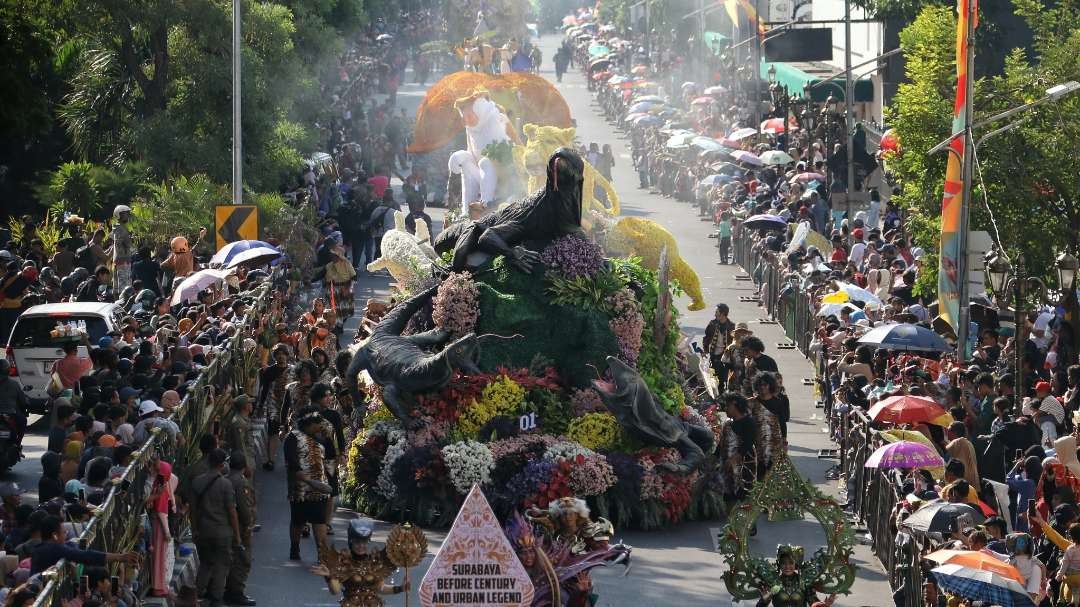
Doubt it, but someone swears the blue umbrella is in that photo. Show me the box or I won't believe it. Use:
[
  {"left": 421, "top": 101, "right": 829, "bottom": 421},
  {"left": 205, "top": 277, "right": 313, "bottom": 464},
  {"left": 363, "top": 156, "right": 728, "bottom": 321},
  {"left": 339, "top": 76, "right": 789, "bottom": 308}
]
[
  {"left": 628, "top": 101, "right": 663, "bottom": 113},
  {"left": 931, "top": 564, "right": 1035, "bottom": 607},
  {"left": 857, "top": 322, "right": 952, "bottom": 353},
  {"left": 210, "top": 240, "right": 278, "bottom": 267},
  {"left": 631, "top": 115, "right": 663, "bottom": 126},
  {"left": 691, "top": 137, "right": 727, "bottom": 152}
]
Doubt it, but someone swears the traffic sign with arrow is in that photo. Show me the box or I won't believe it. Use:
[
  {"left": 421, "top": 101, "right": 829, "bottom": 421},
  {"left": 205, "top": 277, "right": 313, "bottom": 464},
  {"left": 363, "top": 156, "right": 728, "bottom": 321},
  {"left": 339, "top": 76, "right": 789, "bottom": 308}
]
[{"left": 215, "top": 205, "right": 259, "bottom": 250}]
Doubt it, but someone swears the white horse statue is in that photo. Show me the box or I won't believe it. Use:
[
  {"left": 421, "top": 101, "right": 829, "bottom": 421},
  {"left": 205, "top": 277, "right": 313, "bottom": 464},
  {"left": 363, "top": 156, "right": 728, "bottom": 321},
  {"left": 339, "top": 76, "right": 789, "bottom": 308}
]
[{"left": 447, "top": 91, "right": 519, "bottom": 213}]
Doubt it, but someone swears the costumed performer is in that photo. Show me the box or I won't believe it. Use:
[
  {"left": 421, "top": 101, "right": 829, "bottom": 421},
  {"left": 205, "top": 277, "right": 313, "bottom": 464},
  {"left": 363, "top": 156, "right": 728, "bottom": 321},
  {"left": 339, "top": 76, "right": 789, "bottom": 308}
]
[{"left": 310, "top": 518, "right": 408, "bottom": 607}]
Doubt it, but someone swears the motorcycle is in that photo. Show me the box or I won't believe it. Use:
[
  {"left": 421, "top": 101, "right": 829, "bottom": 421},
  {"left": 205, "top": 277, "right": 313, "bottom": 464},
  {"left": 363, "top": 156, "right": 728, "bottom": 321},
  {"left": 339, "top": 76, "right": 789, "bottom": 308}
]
[{"left": 0, "top": 413, "right": 25, "bottom": 473}]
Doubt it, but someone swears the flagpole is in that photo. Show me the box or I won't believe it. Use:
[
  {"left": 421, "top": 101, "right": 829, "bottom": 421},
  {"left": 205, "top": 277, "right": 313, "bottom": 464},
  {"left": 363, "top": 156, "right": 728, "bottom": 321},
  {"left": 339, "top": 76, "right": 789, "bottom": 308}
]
[{"left": 955, "top": 0, "right": 977, "bottom": 362}]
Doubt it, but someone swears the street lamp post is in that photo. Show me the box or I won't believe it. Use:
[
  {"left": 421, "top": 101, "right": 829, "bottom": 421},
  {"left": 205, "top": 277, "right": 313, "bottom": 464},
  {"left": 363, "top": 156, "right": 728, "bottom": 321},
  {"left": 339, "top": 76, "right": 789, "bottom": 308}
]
[
  {"left": 232, "top": 0, "right": 242, "bottom": 205},
  {"left": 928, "top": 79, "right": 1080, "bottom": 361},
  {"left": 986, "top": 251, "right": 1079, "bottom": 399}
]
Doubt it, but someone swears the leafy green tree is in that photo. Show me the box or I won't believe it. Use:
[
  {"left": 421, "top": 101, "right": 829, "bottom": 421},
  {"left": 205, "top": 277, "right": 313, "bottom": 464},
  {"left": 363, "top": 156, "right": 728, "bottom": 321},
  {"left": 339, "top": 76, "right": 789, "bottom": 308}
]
[
  {"left": 39, "top": 161, "right": 99, "bottom": 220},
  {"left": 881, "top": 5, "right": 955, "bottom": 295}
]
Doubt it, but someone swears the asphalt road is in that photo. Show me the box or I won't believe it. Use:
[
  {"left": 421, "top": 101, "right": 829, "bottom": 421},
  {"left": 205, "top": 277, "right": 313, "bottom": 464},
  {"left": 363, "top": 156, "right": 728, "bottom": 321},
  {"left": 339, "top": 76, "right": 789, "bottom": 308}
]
[{"left": 245, "top": 36, "right": 892, "bottom": 607}]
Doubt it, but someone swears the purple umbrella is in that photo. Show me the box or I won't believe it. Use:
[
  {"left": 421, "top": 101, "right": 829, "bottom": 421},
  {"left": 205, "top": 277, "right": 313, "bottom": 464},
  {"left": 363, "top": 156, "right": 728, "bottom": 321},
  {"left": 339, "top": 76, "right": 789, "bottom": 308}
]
[
  {"left": 741, "top": 214, "right": 788, "bottom": 231},
  {"left": 731, "top": 150, "right": 764, "bottom": 167},
  {"left": 864, "top": 441, "right": 944, "bottom": 470}
]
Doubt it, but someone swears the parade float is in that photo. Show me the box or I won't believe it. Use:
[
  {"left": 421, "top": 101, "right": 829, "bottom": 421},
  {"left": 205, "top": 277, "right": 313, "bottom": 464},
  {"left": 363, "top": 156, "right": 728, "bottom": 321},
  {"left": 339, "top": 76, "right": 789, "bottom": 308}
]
[{"left": 342, "top": 148, "right": 723, "bottom": 530}]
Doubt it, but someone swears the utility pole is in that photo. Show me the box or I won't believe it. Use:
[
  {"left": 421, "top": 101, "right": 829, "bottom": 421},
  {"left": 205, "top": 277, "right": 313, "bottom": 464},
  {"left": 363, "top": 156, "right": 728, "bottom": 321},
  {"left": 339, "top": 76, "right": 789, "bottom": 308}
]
[
  {"left": 232, "top": 0, "right": 243, "bottom": 205},
  {"left": 753, "top": 0, "right": 762, "bottom": 135},
  {"left": 955, "top": 0, "right": 977, "bottom": 361},
  {"left": 645, "top": 0, "right": 651, "bottom": 64},
  {"left": 698, "top": 0, "right": 706, "bottom": 84},
  {"left": 843, "top": 0, "right": 854, "bottom": 220}
]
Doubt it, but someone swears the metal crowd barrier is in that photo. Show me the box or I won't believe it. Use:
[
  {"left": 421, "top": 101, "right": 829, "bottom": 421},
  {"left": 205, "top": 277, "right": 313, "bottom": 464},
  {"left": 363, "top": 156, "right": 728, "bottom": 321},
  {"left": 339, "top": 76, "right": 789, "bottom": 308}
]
[
  {"left": 32, "top": 282, "right": 272, "bottom": 607},
  {"left": 730, "top": 229, "right": 927, "bottom": 603}
]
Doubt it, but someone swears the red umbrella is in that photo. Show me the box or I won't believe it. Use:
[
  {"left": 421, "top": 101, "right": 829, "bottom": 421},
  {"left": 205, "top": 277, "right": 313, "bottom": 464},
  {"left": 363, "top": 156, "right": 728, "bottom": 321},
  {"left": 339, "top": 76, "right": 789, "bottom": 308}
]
[
  {"left": 761, "top": 117, "right": 787, "bottom": 133},
  {"left": 592, "top": 70, "right": 612, "bottom": 81},
  {"left": 631, "top": 65, "right": 648, "bottom": 75},
  {"left": 868, "top": 395, "right": 954, "bottom": 426}
]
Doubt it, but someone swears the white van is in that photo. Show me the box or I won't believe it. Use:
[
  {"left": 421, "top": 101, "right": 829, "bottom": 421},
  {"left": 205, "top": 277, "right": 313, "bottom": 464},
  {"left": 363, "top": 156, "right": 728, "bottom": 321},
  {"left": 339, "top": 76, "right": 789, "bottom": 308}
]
[{"left": 4, "top": 302, "right": 123, "bottom": 412}]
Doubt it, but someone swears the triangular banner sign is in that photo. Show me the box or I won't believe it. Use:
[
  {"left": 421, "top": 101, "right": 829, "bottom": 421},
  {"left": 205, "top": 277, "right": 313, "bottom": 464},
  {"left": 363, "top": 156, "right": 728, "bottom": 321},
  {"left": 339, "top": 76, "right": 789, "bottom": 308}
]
[{"left": 420, "top": 485, "right": 535, "bottom": 607}]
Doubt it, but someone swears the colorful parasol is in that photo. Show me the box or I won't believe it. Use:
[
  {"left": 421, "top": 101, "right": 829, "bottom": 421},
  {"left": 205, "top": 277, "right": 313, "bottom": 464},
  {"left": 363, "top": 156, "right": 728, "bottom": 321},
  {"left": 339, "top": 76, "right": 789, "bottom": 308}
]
[
  {"left": 868, "top": 395, "right": 954, "bottom": 426},
  {"left": 924, "top": 550, "right": 1025, "bottom": 583},
  {"left": 864, "top": 441, "right": 944, "bottom": 470},
  {"left": 931, "top": 564, "right": 1035, "bottom": 607},
  {"left": 877, "top": 429, "right": 944, "bottom": 478}
]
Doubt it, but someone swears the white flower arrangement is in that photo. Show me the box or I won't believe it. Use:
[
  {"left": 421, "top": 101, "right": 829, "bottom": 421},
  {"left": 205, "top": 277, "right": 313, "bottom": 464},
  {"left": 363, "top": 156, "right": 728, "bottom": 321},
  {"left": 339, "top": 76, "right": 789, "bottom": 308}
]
[
  {"left": 441, "top": 440, "right": 495, "bottom": 495},
  {"left": 543, "top": 441, "right": 596, "bottom": 462},
  {"left": 375, "top": 434, "right": 407, "bottom": 499}
]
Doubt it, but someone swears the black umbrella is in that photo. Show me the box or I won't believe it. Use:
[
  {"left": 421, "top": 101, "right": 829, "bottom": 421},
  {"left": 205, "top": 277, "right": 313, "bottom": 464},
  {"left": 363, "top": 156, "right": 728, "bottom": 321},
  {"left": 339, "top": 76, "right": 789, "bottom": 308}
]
[
  {"left": 742, "top": 214, "right": 788, "bottom": 232},
  {"left": 902, "top": 500, "right": 984, "bottom": 534}
]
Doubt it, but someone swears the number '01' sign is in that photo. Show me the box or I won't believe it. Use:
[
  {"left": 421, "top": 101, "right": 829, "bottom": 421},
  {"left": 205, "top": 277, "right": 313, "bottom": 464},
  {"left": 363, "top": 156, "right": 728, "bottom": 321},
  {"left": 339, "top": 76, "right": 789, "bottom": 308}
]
[{"left": 518, "top": 412, "right": 538, "bottom": 432}]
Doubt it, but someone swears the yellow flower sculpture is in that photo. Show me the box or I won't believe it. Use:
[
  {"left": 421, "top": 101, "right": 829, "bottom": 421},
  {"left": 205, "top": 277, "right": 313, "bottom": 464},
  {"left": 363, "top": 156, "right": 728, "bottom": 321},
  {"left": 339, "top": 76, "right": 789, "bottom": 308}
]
[
  {"left": 457, "top": 375, "right": 527, "bottom": 437},
  {"left": 602, "top": 216, "right": 706, "bottom": 311},
  {"left": 567, "top": 412, "right": 623, "bottom": 451},
  {"left": 512, "top": 123, "right": 619, "bottom": 227}
]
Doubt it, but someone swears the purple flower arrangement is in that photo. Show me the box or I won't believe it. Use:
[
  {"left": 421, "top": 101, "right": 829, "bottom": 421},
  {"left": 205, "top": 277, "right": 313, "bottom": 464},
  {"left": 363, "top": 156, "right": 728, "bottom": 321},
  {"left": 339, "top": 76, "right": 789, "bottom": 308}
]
[
  {"left": 570, "top": 388, "right": 606, "bottom": 416},
  {"left": 540, "top": 234, "right": 604, "bottom": 279}
]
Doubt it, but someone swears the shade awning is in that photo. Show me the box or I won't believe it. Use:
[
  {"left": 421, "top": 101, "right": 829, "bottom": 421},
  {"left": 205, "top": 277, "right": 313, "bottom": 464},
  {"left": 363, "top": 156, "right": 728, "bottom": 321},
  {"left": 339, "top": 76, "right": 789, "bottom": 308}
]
[{"left": 761, "top": 61, "right": 874, "bottom": 103}]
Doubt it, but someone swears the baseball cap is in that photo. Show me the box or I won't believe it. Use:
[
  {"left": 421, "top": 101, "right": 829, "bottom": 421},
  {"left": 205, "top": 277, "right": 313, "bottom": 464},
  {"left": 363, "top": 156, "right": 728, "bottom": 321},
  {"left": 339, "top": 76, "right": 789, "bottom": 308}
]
[
  {"left": 118, "top": 386, "right": 141, "bottom": 403},
  {"left": 1035, "top": 381, "right": 1052, "bottom": 393},
  {"left": 139, "top": 400, "right": 164, "bottom": 416},
  {"left": 0, "top": 482, "right": 25, "bottom": 498},
  {"left": 98, "top": 336, "right": 113, "bottom": 349}
]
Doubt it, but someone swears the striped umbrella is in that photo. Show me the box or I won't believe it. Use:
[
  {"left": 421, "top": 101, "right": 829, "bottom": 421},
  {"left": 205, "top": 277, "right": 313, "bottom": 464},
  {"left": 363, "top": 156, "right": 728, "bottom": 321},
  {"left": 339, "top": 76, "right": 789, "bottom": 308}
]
[{"left": 931, "top": 564, "right": 1036, "bottom": 607}]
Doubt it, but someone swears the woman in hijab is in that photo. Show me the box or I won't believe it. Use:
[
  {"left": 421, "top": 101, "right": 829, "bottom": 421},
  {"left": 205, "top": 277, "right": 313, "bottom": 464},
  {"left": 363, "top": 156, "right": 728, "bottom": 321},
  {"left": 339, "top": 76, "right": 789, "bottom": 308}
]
[{"left": 149, "top": 459, "right": 177, "bottom": 597}]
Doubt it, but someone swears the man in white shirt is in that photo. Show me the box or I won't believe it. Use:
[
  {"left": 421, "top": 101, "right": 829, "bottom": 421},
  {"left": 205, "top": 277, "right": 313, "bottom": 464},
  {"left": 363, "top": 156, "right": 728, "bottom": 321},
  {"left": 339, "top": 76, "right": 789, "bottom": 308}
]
[{"left": 1030, "top": 311, "right": 1054, "bottom": 352}]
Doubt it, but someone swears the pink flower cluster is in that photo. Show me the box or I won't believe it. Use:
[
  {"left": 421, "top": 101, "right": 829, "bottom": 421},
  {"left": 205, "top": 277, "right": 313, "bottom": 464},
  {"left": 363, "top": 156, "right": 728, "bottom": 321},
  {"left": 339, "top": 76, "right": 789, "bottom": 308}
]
[
  {"left": 570, "top": 388, "right": 606, "bottom": 416},
  {"left": 638, "top": 458, "right": 665, "bottom": 500},
  {"left": 608, "top": 288, "right": 644, "bottom": 363},
  {"left": 488, "top": 434, "right": 561, "bottom": 460},
  {"left": 540, "top": 234, "right": 604, "bottom": 279},
  {"left": 568, "top": 454, "right": 617, "bottom": 496},
  {"left": 433, "top": 271, "right": 480, "bottom": 337}
]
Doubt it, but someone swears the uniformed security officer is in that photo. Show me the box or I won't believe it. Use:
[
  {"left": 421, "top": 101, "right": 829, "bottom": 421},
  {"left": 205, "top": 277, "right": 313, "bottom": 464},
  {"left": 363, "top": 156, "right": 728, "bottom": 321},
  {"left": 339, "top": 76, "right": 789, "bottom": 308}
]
[
  {"left": 225, "top": 395, "right": 256, "bottom": 476},
  {"left": 224, "top": 451, "right": 256, "bottom": 606}
]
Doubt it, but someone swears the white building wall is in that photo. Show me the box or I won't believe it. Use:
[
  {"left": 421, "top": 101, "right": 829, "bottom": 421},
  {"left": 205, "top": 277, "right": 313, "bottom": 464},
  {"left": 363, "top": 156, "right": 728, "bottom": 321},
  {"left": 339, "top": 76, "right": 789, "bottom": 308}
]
[{"left": 805, "top": 0, "right": 885, "bottom": 123}]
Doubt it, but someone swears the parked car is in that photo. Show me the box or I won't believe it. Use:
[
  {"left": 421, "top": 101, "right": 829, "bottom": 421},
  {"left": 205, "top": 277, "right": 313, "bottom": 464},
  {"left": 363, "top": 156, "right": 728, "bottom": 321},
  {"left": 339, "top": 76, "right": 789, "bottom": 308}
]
[{"left": 4, "top": 302, "right": 123, "bottom": 413}]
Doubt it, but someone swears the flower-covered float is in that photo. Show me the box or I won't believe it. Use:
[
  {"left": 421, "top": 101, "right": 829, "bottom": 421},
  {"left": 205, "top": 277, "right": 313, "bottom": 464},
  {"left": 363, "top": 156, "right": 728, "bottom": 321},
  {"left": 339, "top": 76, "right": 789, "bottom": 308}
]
[{"left": 342, "top": 149, "right": 724, "bottom": 529}]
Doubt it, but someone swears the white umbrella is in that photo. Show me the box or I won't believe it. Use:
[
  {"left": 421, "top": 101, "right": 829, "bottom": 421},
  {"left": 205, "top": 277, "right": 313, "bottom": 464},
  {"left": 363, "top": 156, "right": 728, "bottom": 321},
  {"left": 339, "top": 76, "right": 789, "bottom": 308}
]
[
  {"left": 170, "top": 269, "right": 229, "bottom": 305},
  {"left": 758, "top": 150, "right": 795, "bottom": 165},
  {"left": 729, "top": 127, "right": 758, "bottom": 140},
  {"left": 833, "top": 281, "right": 883, "bottom": 306},
  {"left": 224, "top": 246, "right": 282, "bottom": 269},
  {"left": 817, "top": 302, "right": 860, "bottom": 317}
]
